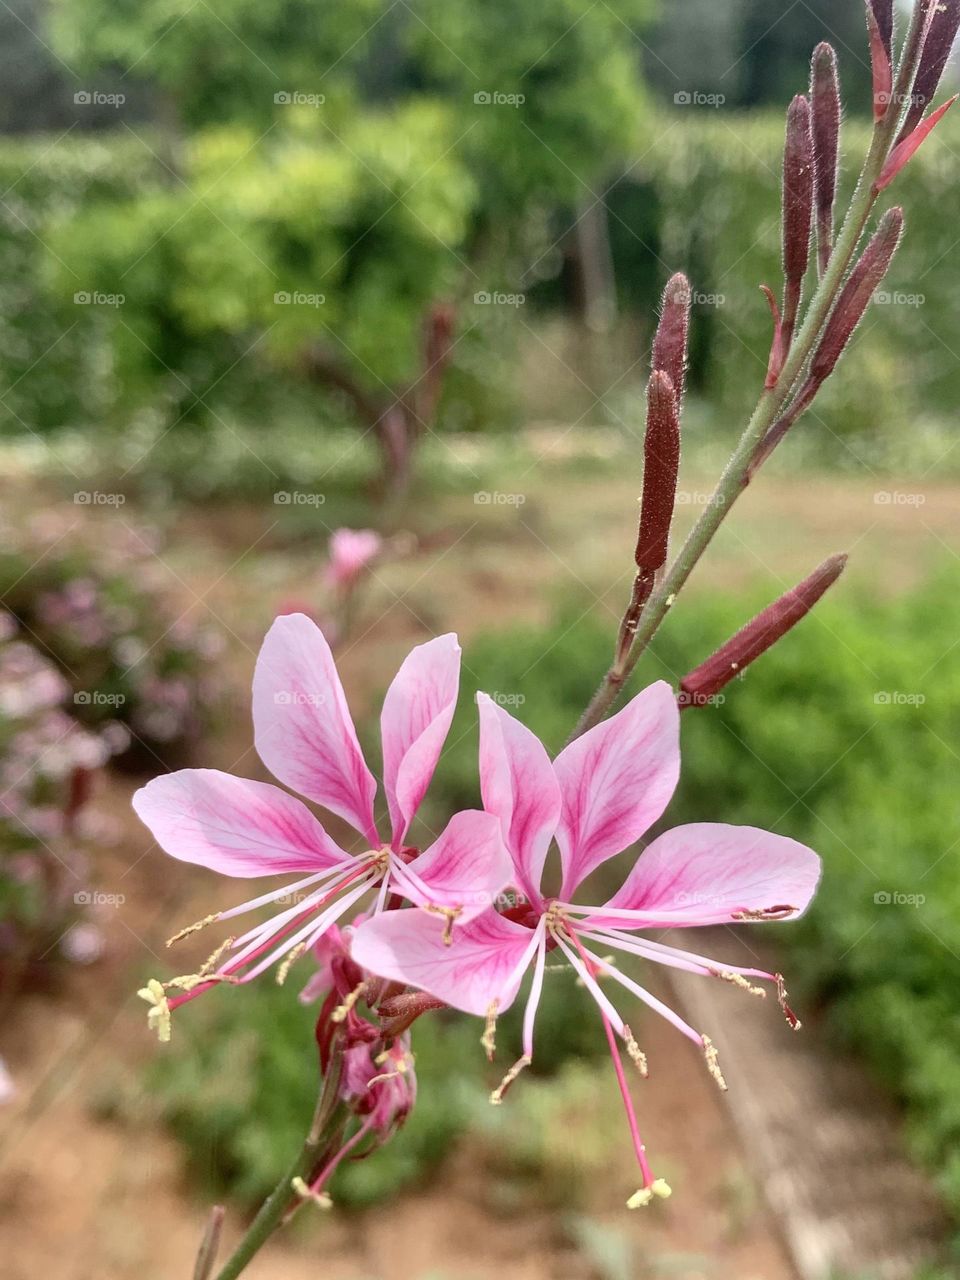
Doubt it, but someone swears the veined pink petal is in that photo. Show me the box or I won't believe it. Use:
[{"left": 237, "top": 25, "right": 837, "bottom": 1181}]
[
  {"left": 132, "top": 769, "right": 351, "bottom": 877},
  {"left": 554, "top": 681, "right": 680, "bottom": 899},
  {"left": 477, "top": 693, "right": 561, "bottom": 905},
  {"left": 252, "top": 613, "right": 378, "bottom": 843},
  {"left": 582, "top": 823, "right": 821, "bottom": 929},
  {"left": 381, "top": 634, "right": 461, "bottom": 846},
  {"left": 351, "top": 908, "right": 540, "bottom": 1016},
  {"left": 393, "top": 809, "right": 511, "bottom": 923}
]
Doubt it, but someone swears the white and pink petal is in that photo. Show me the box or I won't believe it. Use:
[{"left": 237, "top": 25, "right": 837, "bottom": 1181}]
[
  {"left": 252, "top": 613, "right": 378, "bottom": 842},
  {"left": 351, "top": 908, "right": 540, "bottom": 1017},
  {"left": 393, "top": 808, "right": 511, "bottom": 924},
  {"left": 132, "top": 769, "right": 351, "bottom": 877},
  {"left": 582, "top": 823, "right": 821, "bottom": 929},
  {"left": 477, "top": 693, "right": 561, "bottom": 906},
  {"left": 554, "top": 680, "right": 680, "bottom": 899},
  {"left": 381, "top": 634, "right": 461, "bottom": 846}
]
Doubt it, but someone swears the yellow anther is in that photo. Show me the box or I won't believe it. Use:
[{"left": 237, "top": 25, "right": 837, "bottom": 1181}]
[
  {"left": 481, "top": 1001, "right": 498, "bottom": 1061},
  {"left": 166, "top": 937, "right": 239, "bottom": 993},
  {"left": 490, "top": 1054, "right": 531, "bottom": 1105},
  {"left": 137, "top": 978, "right": 171, "bottom": 1043},
  {"left": 423, "top": 904, "right": 463, "bottom": 945},
  {"left": 623, "top": 1025, "right": 648, "bottom": 1077},
  {"left": 276, "top": 942, "right": 308, "bottom": 986},
  {"left": 702, "top": 1035, "right": 728, "bottom": 1091},
  {"left": 711, "top": 969, "right": 766, "bottom": 998},
  {"left": 165, "top": 914, "right": 220, "bottom": 947},
  {"left": 331, "top": 980, "right": 366, "bottom": 1023},
  {"left": 290, "top": 1177, "right": 332, "bottom": 1210},
  {"left": 627, "top": 1179, "right": 672, "bottom": 1209},
  {"left": 776, "top": 973, "right": 802, "bottom": 1030}
]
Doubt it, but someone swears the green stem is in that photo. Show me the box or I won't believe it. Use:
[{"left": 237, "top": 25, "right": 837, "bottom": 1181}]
[
  {"left": 211, "top": 1048, "right": 344, "bottom": 1280},
  {"left": 572, "top": 64, "right": 915, "bottom": 740}
]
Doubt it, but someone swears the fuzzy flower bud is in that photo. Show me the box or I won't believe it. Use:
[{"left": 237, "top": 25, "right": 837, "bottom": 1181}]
[
  {"left": 810, "top": 43, "right": 841, "bottom": 273},
  {"left": 781, "top": 95, "right": 815, "bottom": 349},
  {"left": 866, "top": 1, "right": 894, "bottom": 120},
  {"left": 679, "top": 554, "right": 847, "bottom": 707},
  {"left": 898, "top": 0, "right": 960, "bottom": 142},
  {"left": 809, "top": 207, "right": 903, "bottom": 386},
  {"left": 651, "top": 273, "right": 691, "bottom": 407},
  {"left": 635, "top": 370, "right": 681, "bottom": 576}
]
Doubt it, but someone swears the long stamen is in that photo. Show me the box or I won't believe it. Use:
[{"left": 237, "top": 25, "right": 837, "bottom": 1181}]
[
  {"left": 564, "top": 927, "right": 664, "bottom": 1204},
  {"left": 490, "top": 920, "right": 548, "bottom": 1102}
]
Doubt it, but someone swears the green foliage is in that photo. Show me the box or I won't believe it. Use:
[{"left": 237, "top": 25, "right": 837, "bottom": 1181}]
[{"left": 425, "top": 569, "right": 960, "bottom": 1220}]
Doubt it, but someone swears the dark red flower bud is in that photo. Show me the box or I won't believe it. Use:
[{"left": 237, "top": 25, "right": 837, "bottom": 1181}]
[
  {"left": 868, "top": 0, "right": 894, "bottom": 57},
  {"left": 679, "top": 554, "right": 848, "bottom": 708},
  {"left": 652, "top": 273, "right": 691, "bottom": 406},
  {"left": 877, "top": 94, "right": 958, "bottom": 190},
  {"left": 866, "top": 1, "right": 894, "bottom": 120},
  {"left": 635, "top": 370, "right": 681, "bottom": 575},
  {"left": 781, "top": 95, "right": 815, "bottom": 350},
  {"left": 810, "top": 43, "right": 841, "bottom": 273},
  {"left": 809, "top": 207, "right": 903, "bottom": 386},
  {"left": 898, "top": 0, "right": 960, "bottom": 142}
]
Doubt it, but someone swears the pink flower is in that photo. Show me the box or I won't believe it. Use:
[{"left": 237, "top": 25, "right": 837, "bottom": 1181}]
[
  {"left": 132, "top": 614, "right": 510, "bottom": 1036},
  {"left": 352, "top": 681, "right": 820, "bottom": 1206},
  {"left": 324, "top": 528, "right": 383, "bottom": 592}
]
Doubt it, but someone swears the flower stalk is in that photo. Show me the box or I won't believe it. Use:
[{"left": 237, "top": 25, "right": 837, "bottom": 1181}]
[{"left": 573, "top": 0, "right": 940, "bottom": 741}]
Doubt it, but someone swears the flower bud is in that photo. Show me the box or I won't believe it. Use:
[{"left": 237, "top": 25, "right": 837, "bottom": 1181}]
[
  {"left": 810, "top": 43, "right": 841, "bottom": 273},
  {"left": 781, "top": 95, "right": 814, "bottom": 348},
  {"left": 679, "top": 554, "right": 847, "bottom": 707},
  {"left": 877, "top": 94, "right": 958, "bottom": 191},
  {"left": 635, "top": 370, "right": 680, "bottom": 575},
  {"left": 809, "top": 207, "right": 903, "bottom": 386},
  {"left": 866, "top": 2, "right": 894, "bottom": 120},
  {"left": 652, "top": 273, "right": 690, "bottom": 406},
  {"left": 898, "top": 0, "right": 960, "bottom": 142}
]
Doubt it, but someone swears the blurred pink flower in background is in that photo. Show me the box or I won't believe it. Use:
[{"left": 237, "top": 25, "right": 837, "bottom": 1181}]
[{"left": 324, "top": 528, "right": 383, "bottom": 592}]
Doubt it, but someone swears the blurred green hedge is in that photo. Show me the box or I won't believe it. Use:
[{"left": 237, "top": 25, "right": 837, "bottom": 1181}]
[
  {"left": 4, "top": 109, "right": 959, "bottom": 472},
  {"left": 419, "top": 566, "right": 960, "bottom": 1217}
]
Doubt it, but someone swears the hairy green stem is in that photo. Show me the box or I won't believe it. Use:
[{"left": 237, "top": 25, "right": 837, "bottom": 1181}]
[{"left": 211, "top": 1048, "right": 344, "bottom": 1280}]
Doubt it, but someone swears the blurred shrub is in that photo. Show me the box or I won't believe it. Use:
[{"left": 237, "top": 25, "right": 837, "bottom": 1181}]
[
  {"left": 423, "top": 569, "right": 960, "bottom": 1218},
  {"left": 0, "top": 511, "right": 222, "bottom": 768},
  {"left": 0, "top": 611, "right": 124, "bottom": 993}
]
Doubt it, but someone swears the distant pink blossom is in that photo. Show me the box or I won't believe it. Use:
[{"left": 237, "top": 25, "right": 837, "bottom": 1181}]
[
  {"left": 133, "top": 614, "right": 510, "bottom": 1036},
  {"left": 353, "top": 681, "right": 820, "bottom": 1206},
  {"left": 324, "top": 528, "right": 382, "bottom": 591}
]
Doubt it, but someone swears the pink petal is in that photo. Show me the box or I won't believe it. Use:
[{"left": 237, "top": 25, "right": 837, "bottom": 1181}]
[
  {"left": 583, "top": 823, "right": 821, "bottom": 929},
  {"left": 553, "top": 681, "right": 680, "bottom": 899},
  {"left": 394, "top": 809, "right": 511, "bottom": 923},
  {"left": 351, "top": 908, "right": 540, "bottom": 1016},
  {"left": 381, "top": 634, "right": 461, "bottom": 846},
  {"left": 252, "top": 613, "right": 378, "bottom": 843},
  {"left": 132, "top": 769, "right": 351, "bottom": 877},
  {"left": 477, "top": 693, "right": 561, "bottom": 905}
]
